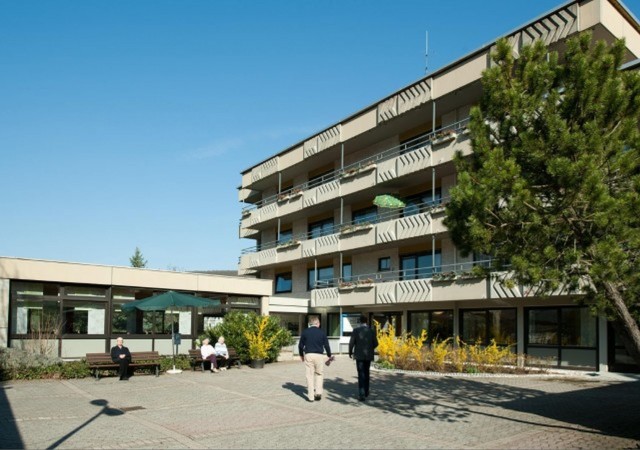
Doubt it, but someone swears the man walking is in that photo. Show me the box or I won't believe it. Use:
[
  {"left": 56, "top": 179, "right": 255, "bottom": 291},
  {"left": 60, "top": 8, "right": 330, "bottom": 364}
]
[
  {"left": 349, "top": 315, "right": 378, "bottom": 401},
  {"left": 298, "top": 315, "right": 332, "bottom": 402}
]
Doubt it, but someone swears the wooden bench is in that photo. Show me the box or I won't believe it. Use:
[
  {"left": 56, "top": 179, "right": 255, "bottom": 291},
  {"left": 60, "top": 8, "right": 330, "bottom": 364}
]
[
  {"left": 86, "top": 351, "right": 161, "bottom": 380},
  {"left": 188, "top": 347, "right": 242, "bottom": 371}
]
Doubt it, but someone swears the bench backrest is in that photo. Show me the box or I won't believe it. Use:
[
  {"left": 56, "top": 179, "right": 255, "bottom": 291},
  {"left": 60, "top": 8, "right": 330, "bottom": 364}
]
[{"left": 86, "top": 351, "right": 160, "bottom": 364}]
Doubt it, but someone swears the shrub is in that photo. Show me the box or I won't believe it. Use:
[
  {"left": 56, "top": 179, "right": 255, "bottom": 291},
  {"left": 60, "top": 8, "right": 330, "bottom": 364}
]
[
  {"left": 201, "top": 311, "right": 293, "bottom": 363},
  {"left": 0, "top": 348, "right": 91, "bottom": 380},
  {"left": 159, "top": 354, "right": 191, "bottom": 372}
]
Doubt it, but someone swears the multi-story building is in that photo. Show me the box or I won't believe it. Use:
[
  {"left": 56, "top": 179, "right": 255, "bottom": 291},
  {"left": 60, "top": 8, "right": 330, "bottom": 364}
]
[{"left": 238, "top": 0, "right": 640, "bottom": 372}]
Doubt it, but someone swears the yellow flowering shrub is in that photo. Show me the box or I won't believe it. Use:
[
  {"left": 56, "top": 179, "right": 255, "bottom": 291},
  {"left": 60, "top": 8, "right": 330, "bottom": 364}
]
[{"left": 244, "top": 316, "right": 279, "bottom": 360}]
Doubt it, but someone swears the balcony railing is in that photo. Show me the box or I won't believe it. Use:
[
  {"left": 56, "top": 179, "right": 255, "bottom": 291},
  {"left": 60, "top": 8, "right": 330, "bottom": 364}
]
[
  {"left": 240, "top": 117, "right": 470, "bottom": 213},
  {"left": 313, "top": 259, "right": 492, "bottom": 289},
  {"left": 239, "top": 197, "right": 449, "bottom": 255}
]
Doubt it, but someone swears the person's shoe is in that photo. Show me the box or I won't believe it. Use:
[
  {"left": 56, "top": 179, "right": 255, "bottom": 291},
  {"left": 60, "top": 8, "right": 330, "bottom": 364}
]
[
  {"left": 358, "top": 395, "right": 365, "bottom": 401},
  {"left": 314, "top": 395, "right": 321, "bottom": 401},
  {"left": 212, "top": 368, "right": 220, "bottom": 373},
  {"left": 365, "top": 390, "right": 370, "bottom": 398},
  {"left": 221, "top": 367, "right": 227, "bottom": 371}
]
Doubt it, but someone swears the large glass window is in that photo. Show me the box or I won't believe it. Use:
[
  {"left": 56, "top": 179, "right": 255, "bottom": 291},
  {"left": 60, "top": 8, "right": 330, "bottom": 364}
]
[
  {"left": 309, "top": 218, "right": 334, "bottom": 239},
  {"left": 461, "top": 309, "right": 516, "bottom": 346},
  {"left": 342, "top": 263, "right": 352, "bottom": 282},
  {"left": 278, "top": 229, "right": 293, "bottom": 244},
  {"left": 400, "top": 251, "right": 441, "bottom": 280},
  {"left": 408, "top": 310, "right": 453, "bottom": 342},
  {"left": 308, "top": 266, "right": 334, "bottom": 290},
  {"left": 11, "top": 298, "right": 61, "bottom": 335},
  {"left": 275, "top": 273, "right": 292, "bottom": 293},
  {"left": 62, "top": 301, "right": 105, "bottom": 335},
  {"left": 327, "top": 313, "right": 341, "bottom": 337},
  {"left": 352, "top": 206, "right": 378, "bottom": 225},
  {"left": 526, "top": 306, "right": 597, "bottom": 369}
]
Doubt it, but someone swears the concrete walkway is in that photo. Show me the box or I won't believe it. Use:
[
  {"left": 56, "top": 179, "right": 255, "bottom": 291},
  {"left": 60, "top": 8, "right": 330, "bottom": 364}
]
[{"left": 1, "top": 356, "right": 639, "bottom": 449}]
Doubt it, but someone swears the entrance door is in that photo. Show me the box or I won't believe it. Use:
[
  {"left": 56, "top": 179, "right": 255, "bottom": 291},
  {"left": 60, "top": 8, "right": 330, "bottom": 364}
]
[{"left": 370, "top": 312, "right": 402, "bottom": 336}]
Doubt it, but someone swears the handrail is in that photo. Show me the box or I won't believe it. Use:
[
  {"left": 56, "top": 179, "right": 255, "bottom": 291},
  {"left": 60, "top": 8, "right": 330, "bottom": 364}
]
[
  {"left": 240, "top": 197, "right": 449, "bottom": 255},
  {"left": 312, "top": 259, "right": 493, "bottom": 289},
  {"left": 241, "top": 117, "right": 470, "bottom": 213}
]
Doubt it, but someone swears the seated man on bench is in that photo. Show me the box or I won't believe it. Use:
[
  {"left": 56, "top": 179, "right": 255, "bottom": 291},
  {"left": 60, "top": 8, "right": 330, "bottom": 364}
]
[{"left": 110, "top": 337, "right": 131, "bottom": 381}]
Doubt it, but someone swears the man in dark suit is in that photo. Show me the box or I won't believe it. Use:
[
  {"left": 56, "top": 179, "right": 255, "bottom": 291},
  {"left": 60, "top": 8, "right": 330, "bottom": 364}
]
[
  {"left": 110, "top": 337, "right": 131, "bottom": 380},
  {"left": 348, "top": 315, "right": 378, "bottom": 401}
]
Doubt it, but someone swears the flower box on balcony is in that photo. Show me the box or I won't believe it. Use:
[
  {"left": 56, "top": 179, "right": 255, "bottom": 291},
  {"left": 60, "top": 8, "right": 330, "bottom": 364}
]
[
  {"left": 432, "top": 130, "right": 457, "bottom": 146},
  {"left": 338, "top": 282, "right": 356, "bottom": 290},
  {"left": 339, "top": 223, "right": 373, "bottom": 235},
  {"left": 241, "top": 209, "right": 252, "bottom": 217},
  {"left": 431, "top": 272, "right": 457, "bottom": 282},
  {"left": 276, "top": 240, "right": 301, "bottom": 251},
  {"left": 355, "top": 279, "right": 375, "bottom": 289},
  {"left": 340, "top": 163, "right": 377, "bottom": 180}
]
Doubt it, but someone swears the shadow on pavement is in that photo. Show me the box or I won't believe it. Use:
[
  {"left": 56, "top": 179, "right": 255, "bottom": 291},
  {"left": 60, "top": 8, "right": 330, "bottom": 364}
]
[
  {"left": 324, "top": 372, "right": 640, "bottom": 441},
  {"left": 45, "top": 399, "right": 124, "bottom": 450},
  {"left": 0, "top": 383, "right": 23, "bottom": 449}
]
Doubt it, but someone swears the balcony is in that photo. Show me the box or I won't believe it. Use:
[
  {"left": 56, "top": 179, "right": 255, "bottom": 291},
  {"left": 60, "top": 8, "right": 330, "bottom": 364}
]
[
  {"left": 239, "top": 118, "right": 470, "bottom": 229},
  {"left": 309, "top": 260, "right": 492, "bottom": 307},
  {"left": 238, "top": 198, "right": 448, "bottom": 270}
]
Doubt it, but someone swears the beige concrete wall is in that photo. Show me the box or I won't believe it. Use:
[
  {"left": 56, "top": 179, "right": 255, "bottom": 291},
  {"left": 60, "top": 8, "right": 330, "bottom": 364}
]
[
  {"left": 0, "top": 257, "right": 272, "bottom": 298},
  {"left": 342, "top": 109, "right": 377, "bottom": 142},
  {"left": 599, "top": 0, "right": 640, "bottom": 56}
]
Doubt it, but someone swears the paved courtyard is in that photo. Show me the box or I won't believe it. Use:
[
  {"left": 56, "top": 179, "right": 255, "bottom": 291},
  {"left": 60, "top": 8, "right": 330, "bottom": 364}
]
[{"left": 1, "top": 356, "right": 639, "bottom": 449}]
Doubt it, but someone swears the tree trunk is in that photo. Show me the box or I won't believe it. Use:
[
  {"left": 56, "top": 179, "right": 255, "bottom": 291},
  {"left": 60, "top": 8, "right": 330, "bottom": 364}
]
[{"left": 603, "top": 281, "right": 640, "bottom": 369}]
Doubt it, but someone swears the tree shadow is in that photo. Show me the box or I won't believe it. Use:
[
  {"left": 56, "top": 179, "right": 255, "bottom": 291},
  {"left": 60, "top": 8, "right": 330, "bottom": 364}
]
[
  {"left": 324, "top": 372, "right": 640, "bottom": 441},
  {"left": 0, "top": 384, "right": 23, "bottom": 449}
]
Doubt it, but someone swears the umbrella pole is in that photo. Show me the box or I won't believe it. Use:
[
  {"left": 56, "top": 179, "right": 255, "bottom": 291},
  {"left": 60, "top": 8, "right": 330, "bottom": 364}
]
[{"left": 167, "top": 308, "right": 182, "bottom": 374}]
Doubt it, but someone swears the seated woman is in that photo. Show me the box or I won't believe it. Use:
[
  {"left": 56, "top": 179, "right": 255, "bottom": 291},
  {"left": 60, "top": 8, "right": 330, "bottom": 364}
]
[
  {"left": 215, "top": 336, "right": 230, "bottom": 370},
  {"left": 200, "top": 338, "right": 220, "bottom": 373}
]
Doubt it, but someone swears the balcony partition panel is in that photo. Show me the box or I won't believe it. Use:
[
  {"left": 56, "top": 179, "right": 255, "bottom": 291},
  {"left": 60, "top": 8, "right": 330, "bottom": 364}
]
[{"left": 340, "top": 168, "right": 376, "bottom": 197}]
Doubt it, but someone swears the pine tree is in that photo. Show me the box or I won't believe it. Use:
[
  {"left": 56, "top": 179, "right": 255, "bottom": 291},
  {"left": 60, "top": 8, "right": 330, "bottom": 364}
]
[
  {"left": 129, "top": 247, "right": 148, "bottom": 268},
  {"left": 445, "top": 33, "right": 640, "bottom": 367}
]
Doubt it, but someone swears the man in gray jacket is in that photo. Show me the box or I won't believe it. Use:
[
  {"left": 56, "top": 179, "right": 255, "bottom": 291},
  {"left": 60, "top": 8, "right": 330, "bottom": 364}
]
[{"left": 348, "top": 315, "right": 378, "bottom": 401}]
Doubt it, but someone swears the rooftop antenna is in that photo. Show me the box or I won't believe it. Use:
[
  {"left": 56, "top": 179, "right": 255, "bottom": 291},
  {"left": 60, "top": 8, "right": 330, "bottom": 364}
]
[{"left": 425, "top": 30, "right": 429, "bottom": 75}]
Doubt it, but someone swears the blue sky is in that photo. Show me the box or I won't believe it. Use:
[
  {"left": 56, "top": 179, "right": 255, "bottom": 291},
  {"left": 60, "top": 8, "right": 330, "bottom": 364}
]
[{"left": 2, "top": 0, "right": 637, "bottom": 271}]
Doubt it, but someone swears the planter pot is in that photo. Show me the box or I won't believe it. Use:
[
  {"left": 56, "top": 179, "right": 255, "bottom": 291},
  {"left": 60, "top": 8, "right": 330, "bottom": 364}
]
[{"left": 250, "top": 359, "right": 265, "bottom": 369}]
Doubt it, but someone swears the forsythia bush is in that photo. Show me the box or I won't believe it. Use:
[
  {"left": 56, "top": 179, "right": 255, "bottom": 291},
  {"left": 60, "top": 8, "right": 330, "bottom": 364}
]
[{"left": 375, "top": 326, "right": 522, "bottom": 373}]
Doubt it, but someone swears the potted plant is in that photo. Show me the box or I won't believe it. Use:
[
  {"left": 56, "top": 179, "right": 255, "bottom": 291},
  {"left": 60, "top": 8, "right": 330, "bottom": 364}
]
[{"left": 244, "top": 316, "right": 279, "bottom": 369}]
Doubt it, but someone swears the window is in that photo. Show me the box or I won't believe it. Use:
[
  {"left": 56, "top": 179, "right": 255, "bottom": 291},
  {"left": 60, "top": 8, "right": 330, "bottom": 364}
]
[
  {"left": 327, "top": 313, "right": 340, "bottom": 336},
  {"left": 352, "top": 206, "right": 378, "bottom": 225},
  {"left": 11, "top": 297, "right": 61, "bottom": 335},
  {"left": 461, "top": 309, "right": 516, "bottom": 346},
  {"left": 342, "top": 263, "right": 352, "bottom": 282},
  {"left": 400, "top": 251, "right": 441, "bottom": 280},
  {"left": 308, "top": 266, "right": 334, "bottom": 290},
  {"left": 308, "top": 218, "right": 334, "bottom": 239},
  {"left": 275, "top": 272, "right": 292, "bottom": 293},
  {"left": 278, "top": 229, "right": 293, "bottom": 244},
  {"left": 62, "top": 301, "right": 105, "bottom": 335},
  {"left": 408, "top": 310, "right": 454, "bottom": 342},
  {"left": 526, "top": 306, "right": 597, "bottom": 369},
  {"left": 403, "top": 189, "right": 442, "bottom": 217},
  {"left": 378, "top": 257, "right": 391, "bottom": 272}
]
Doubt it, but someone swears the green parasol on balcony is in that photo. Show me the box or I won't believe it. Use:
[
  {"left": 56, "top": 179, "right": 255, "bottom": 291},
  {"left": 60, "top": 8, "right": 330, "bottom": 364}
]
[{"left": 373, "top": 194, "right": 405, "bottom": 209}]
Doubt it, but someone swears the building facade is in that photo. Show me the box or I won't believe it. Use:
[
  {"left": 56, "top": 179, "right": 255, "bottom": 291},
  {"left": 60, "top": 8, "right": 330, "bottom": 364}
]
[
  {"left": 0, "top": 257, "right": 272, "bottom": 358},
  {"left": 237, "top": 0, "right": 640, "bottom": 371}
]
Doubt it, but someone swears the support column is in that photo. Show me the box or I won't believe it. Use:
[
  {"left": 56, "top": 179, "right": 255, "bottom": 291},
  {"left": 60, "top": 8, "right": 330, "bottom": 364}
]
[
  {"left": 517, "top": 304, "right": 525, "bottom": 368},
  {"left": 598, "top": 315, "right": 609, "bottom": 372}
]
